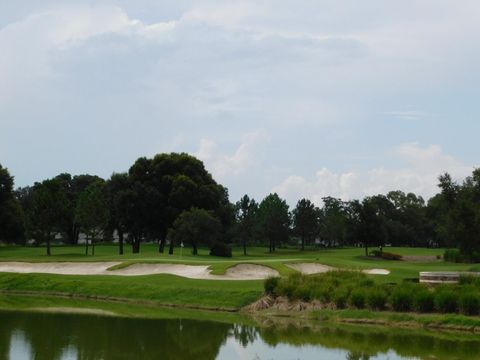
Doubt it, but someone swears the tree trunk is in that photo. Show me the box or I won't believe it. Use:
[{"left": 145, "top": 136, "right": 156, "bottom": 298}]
[
  {"left": 168, "top": 239, "right": 174, "bottom": 255},
  {"left": 364, "top": 242, "right": 369, "bottom": 257},
  {"left": 269, "top": 239, "right": 272, "bottom": 253},
  {"left": 92, "top": 239, "right": 95, "bottom": 256},
  {"left": 159, "top": 236, "right": 166, "bottom": 253},
  {"left": 85, "top": 236, "right": 89, "bottom": 255},
  {"left": 301, "top": 235, "right": 305, "bottom": 251},
  {"left": 192, "top": 243, "right": 198, "bottom": 255},
  {"left": 132, "top": 237, "right": 140, "bottom": 254},
  {"left": 118, "top": 230, "right": 124, "bottom": 255},
  {"left": 243, "top": 238, "right": 247, "bottom": 256},
  {"left": 46, "top": 236, "right": 51, "bottom": 256}
]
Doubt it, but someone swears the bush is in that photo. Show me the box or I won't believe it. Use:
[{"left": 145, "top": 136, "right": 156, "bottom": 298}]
[
  {"left": 264, "top": 276, "right": 280, "bottom": 296},
  {"left": 366, "top": 288, "right": 387, "bottom": 310},
  {"left": 459, "top": 291, "right": 480, "bottom": 315},
  {"left": 434, "top": 289, "right": 458, "bottom": 313},
  {"left": 444, "top": 249, "right": 462, "bottom": 263},
  {"left": 391, "top": 285, "right": 415, "bottom": 312},
  {"left": 370, "top": 250, "right": 402, "bottom": 261},
  {"left": 413, "top": 289, "right": 435, "bottom": 313},
  {"left": 349, "top": 289, "right": 367, "bottom": 309},
  {"left": 333, "top": 288, "right": 349, "bottom": 309},
  {"left": 293, "top": 284, "right": 312, "bottom": 302},
  {"left": 209, "top": 242, "right": 232, "bottom": 257}
]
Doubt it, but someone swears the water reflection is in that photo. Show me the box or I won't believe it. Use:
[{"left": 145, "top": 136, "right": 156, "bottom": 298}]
[{"left": 0, "top": 310, "right": 479, "bottom": 360}]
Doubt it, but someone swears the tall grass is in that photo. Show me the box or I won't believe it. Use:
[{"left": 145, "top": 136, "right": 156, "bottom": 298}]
[{"left": 265, "top": 271, "right": 480, "bottom": 316}]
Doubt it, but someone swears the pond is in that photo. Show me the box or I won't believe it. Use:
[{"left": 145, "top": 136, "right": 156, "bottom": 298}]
[{"left": 0, "top": 308, "right": 479, "bottom": 360}]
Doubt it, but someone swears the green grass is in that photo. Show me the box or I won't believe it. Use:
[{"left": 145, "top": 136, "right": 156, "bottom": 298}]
[
  {"left": 0, "top": 272, "right": 262, "bottom": 310},
  {"left": 0, "top": 244, "right": 469, "bottom": 282},
  {"left": 0, "top": 244, "right": 476, "bottom": 312}
]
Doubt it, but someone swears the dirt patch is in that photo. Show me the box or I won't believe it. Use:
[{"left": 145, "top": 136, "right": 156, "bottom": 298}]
[
  {"left": 403, "top": 255, "right": 441, "bottom": 262},
  {"left": 0, "top": 262, "right": 279, "bottom": 281}
]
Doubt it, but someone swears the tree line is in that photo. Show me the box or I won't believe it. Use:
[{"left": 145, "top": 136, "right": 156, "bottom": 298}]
[{"left": 1, "top": 155, "right": 479, "bottom": 261}]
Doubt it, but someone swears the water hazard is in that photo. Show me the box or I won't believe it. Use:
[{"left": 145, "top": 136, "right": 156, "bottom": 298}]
[{"left": 0, "top": 309, "right": 479, "bottom": 359}]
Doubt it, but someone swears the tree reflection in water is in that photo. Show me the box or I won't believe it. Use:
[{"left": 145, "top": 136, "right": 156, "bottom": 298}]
[{"left": 1, "top": 310, "right": 480, "bottom": 360}]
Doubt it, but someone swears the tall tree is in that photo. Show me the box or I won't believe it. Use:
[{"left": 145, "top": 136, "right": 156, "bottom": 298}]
[
  {"left": 75, "top": 181, "right": 109, "bottom": 256},
  {"left": 26, "top": 179, "right": 69, "bottom": 255},
  {"left": 256, "top": 194, "right": 290, "bottom": 253},
  {"left": 169, "top": 208, "right": 222, "bottom": 255},
  {"left": 292, "top": 198, "right": 318, "bottom": 250},
  {"left": 0, "top": 164, "right": 24, "bottom": 243},
  {"left": 235, "top": 195, "right": 258, "bottom": 255},
  {"left": 106, "top": 173, "right": 130, "bottom": 255},
  {"left": 319, "top": 197, "right": 348, "bottom": 247}
]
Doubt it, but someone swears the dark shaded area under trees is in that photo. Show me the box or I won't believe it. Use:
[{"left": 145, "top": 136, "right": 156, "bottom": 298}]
[{"left": 1, "top": 155, "right": 480, "bottom": 262}]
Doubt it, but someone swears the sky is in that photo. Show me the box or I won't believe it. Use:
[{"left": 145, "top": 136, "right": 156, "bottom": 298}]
[{"left": 0, "top": 0, "right": 479, "bottom": 206}]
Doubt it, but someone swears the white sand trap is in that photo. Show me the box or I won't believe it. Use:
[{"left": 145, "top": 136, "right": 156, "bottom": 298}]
[
  {"left": 286, "top": 263, "right": 334, "bottom": 274},
  {"left": 220, "top": 264, "right": 279, "bottom": 280},
  {"left": 111, "top": 263, "right": 211, "bottom": 278},
  {"left": 0, "top": 262, "right": 278, "bottom": 280},
  {"left": 286, "top": 263, "right": 390, "bottom": 276},
  {"left": 0, "top": 262, "right": 121, "bottom": 275},
  {"left": 362, "top": 269, "right": 390, "bottom": 275}
]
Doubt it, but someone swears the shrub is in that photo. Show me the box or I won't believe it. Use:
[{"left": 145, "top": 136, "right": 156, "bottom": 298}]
[
  {"left": 333, "top": 288, "right": 349, "bottom": 309},
  {"left": 209, "top": 242, "right": 232, "bottom": 257},
  {"left": 264, "top": 276, "right": 280, "bottom": 296},
  {"left": 434, "top": 289, "right": 458, "bottom": 313},
  {"left": 293, "top": 284, "right": 312, "bottom": 302},
  {"left": 391, "top": 285, "right": 415, "bottom": 312},
  {"left": 459, "top": 291, "right": 480, "bottom": 315},
  {"left": 366, "top": 288, "right": 387, "bottom": 310},
  {"left": 413, "top": 289, "right": 435, "bottom": 313},
  {"left": 370, "top": 250, "right": 402, "bottom": 261},
  {"left": 444, "top": 249, "right": 462, "bottom": 263},
  {"left": 349, "top": 289, "right": 367, "bottom": 309}
]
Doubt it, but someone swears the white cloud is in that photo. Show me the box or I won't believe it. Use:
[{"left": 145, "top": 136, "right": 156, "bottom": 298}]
[
  {"left": 273, "top": 143, "right": 475, "bottom": 206},
  {"left": 196, "top": 130, "right": 269, "bottom": 179}
]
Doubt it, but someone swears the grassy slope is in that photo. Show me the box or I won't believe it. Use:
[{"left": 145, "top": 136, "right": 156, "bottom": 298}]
[{"left": 0, "top": 273, "right": 262, "bottom": 310}]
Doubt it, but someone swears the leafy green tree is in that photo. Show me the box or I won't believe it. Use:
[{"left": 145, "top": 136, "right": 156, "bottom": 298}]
[
  {"left": 0, "top": 164, "right": 24, "bottom": 243},
  {"left": 357, "top": 195, "right": 394, "bottom": 256},
  {"left": 235, "top": 195, "right": 258, "bottom": 255},
  {"left": 319, "top": 197, "right": 349, "bottom": 247},
  {"left": 128, "top": 153, "right": 233, "bottom": 254},
  {"left": 75, "top": 181, "right": 109, "bottom": 256},
  {"left": 256, "top": 194, "right": 290, "bottom": 253},
  {"left": 26, "top": 179, "right": 69, "bottom": 255},
  {"left": 292, "top": 198, "right": 318, "bottom": 250},
  {"left": 438, "top": 170, "right": 480, "bottom": 260},
  {"left": 106, "top": 173, "right": 130, "bottom": 255},
  {"left": 169, "top": 208, "right": 222, "bottom": 255}
]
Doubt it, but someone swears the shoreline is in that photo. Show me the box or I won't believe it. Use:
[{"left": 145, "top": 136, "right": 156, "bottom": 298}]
[{"left": 2, "top": 291, "right": 480, "bottom": 334}]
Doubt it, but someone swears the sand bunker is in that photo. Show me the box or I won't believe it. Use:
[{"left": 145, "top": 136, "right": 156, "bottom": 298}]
[
  {"left": 0, "top": 262, "right": 121, "bottom": 275},
  {"left": 363, "top": 268, "right": 390, "bottom": 275},
  {"left": 286, "top": 263, "right": 334, "bottom": 274},
  {"left": 286, "top": 263, "right": 390, "bottom": 276},
  {"left": 0, "top": 262, "right": 278, "bottom": 281}
]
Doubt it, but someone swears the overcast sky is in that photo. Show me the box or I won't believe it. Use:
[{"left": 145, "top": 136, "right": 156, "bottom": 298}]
[{"left": 1, "top": 0, "right": 479, "bottom": 205}]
